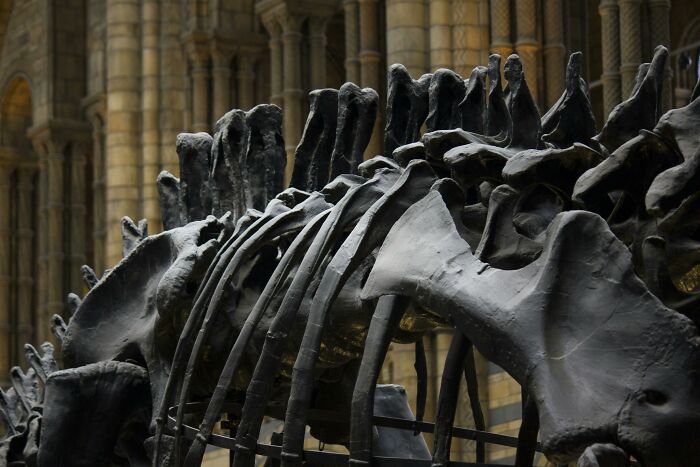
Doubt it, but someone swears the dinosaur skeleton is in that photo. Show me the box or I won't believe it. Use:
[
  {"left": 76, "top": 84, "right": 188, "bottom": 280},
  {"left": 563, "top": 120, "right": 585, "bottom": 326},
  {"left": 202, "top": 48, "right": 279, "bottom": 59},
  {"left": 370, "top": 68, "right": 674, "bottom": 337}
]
[{"left": 2, "top": 45, "right": 700, "bottom": 467}]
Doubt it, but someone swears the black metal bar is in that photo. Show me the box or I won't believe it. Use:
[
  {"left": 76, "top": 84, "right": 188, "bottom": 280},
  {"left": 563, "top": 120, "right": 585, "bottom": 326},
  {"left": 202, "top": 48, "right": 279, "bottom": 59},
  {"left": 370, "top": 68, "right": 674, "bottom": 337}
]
[{"left": 167, "top": 401, "right": 542, "bottom": 457}]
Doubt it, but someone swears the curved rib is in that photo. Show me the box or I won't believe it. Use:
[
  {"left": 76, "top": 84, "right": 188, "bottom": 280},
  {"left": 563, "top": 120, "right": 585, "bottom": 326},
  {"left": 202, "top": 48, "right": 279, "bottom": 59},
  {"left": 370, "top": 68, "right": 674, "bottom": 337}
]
[
  {"left": 232, "top": 170, "right": 401, "bottom": 467},
  {"left": 182, "top": 208, "right": 331, "bottom": 466},
  {"left": 280, "top": 162, "right": 437, "bottom": 462},
  {"left": 432, "top": 332, "right": 470, "bottom": 467},
  {"left": 348, "top": 295, "right": 408, "bottom": 465},
  {"left": 173, "top": 194, "right": 332, "bottom": 462},
  {"left": 153, "top": 209, "right": 267, "bottom": 464}
]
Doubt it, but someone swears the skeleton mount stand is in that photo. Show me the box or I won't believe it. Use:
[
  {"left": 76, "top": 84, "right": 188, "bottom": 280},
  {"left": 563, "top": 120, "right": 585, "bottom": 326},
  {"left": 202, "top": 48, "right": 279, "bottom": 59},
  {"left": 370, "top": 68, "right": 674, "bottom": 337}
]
[{"left": 167, "top": 401, "right": 542, "bottom": 466}]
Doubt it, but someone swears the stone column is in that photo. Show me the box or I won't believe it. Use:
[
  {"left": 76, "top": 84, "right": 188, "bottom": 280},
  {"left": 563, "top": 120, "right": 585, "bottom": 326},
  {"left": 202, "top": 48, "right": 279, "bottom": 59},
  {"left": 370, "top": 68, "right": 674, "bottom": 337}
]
[
  {"left": 43, "top": 139, "right": 66, "bottom": 338},
  {"left": 36, "top": 157, "right": 48, "bottom": 342},
  {"left": 358, "top": 0, "right": 381, "bottom": 89},
  {"left": 599, "top": 0, "right": 622, "bottom": 116},
  {"left": 88, "top": 113, "right": 107, "bottom": 275},
  {"left": 281, "top": 14, "right": 305, "bottom": 181},
  {"left": 237, "top": 53, "right": 257, "bottom": 110},
  {"left": 68, "top": 144, "right": 87, "bottom": 295},
  {"left": 142, "top": 0, "right": 161, "bottom": 231},
  {"left": 106, "top": 0, "right": 141, "bottom": 267},
  {"left": 386, "top": 0, "right": 426, "bottom": 77},
  {"left": 343, "top": 0, "right": 361, "bottom": 82},
  {"left": 648, "top": 0, "right": 672, "bottom": 111},
  {"left": 15, "top": 169, "right": 35, "bottom": 353},
  {"left": 489, "top": 0, "right": 513, "bottom": 59},
  {"left": 515, "top": 0, "right": 539, "bottom": 103},
  {"left": 160, "top": 0, "right": 188, "bottom": 174},
  {"left": 430, "top": 0, "right": 452, "bottom": 70},
  {"left": 264, "top": 18, "right": 284, "bottom": 109},
  {"left": 358, "top": 0, "right": 382, "bottom": 156},
  {"left": 452, "top": 0, "right": 489, "bottom": 77},
  {"left": 309, "top": 16, "right": 329, "bottom": 89},
  {"left": 212, "top": 49, "right": 232, "bottom": 117},
  {"left": 190, "top": 49, "right": 211, "bottom": 132},
  {"left": 0, "top": 167, "right": 11, "bottom": 381},
  {"left": 543, "top": 0, "right": 566, "bottom": 107},
  {"left": 618, "top": 0, "right": 642, "bottom": 98}
]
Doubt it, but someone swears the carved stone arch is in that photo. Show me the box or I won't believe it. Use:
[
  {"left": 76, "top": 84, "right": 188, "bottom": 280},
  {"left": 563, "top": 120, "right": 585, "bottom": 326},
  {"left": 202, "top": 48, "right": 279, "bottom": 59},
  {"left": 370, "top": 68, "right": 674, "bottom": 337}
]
[{"left": 0, "top": 73, "right": 34, "bottom": 155}]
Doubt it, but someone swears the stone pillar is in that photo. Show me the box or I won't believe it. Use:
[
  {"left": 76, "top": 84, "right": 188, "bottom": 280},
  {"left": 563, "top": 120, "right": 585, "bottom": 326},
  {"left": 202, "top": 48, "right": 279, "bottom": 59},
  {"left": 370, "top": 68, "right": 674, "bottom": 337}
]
[
  {"left": 358, "top": 0, "right": 382, "bottom": 156},
  {"left": 618, "top": 0, "right": 642, "bottom": 98},
  {"left": 489, "top": 0, "right": 513, "bottom": 59},
  {"left": 0, "top": 167, "right": 11, "bottom": 382},
  {"left": 648, "top": 0, "right": 672, "bottom": 111},
  {"left": 264, "top": 18, "right": 284, "bottom": 109},
  {"left": 599, "top": 0, "right": 622, "bottom": 116},
  {"left": 386, "top": 0, "right": 426, "bottom": 77},
  {"left": 43, "top": 139, "right": 66, "bottom": 339},
  {"left": 430, "top": 0, "right": 452, "bottom": 70},
  {"left": 190, "top": 49, "right": 211, "bottom": 132},
  {"left": 160, "top": 0, "right": 188, "bottom": 174},
  {"left": 15, "top": 169, "right": 35, "bottom": 359},
  {"left": 281, "top": 14, "right": 305, "bottom": 181},
  {"left": 106, "top": 0, "right": 141, "bottom": 267},
  {"left": 452, "top": 0, "right": 489, "bottom": 77},
  {"left": 88, "top": 112, "right": 107, "bottom": 275},
  {"left": 212, "top": 49, "right": 232, "bottom": 116},
  {"left": 142, "top": 0, "right": 161, "bottom": 231},
  {"left": 515, "top": 0, "right": 539, "bottom": 103},
  {"left": 543, "top": 0, "right": 566, "bottom": 107},
  {"left": 237, "top": 53, "right": 257, "bottom": 110},
  {"left": 68, "top": 144, "right": 87, "bottom": 295},
  {"left": 309, "top": 16, "right": 329, "bottom": 89},
  {"left": 343, "top": 0, "right": 361, "bottom": 82},
  {"left": 36, "top": 157, "right": 48, "bottom": 342}
]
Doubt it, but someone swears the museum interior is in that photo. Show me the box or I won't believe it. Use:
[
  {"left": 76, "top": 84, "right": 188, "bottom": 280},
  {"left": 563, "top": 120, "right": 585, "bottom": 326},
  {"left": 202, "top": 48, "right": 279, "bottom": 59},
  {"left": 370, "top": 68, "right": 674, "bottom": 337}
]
[{"left": 0, "top": 1, "right": 699, "bottom": 465}]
